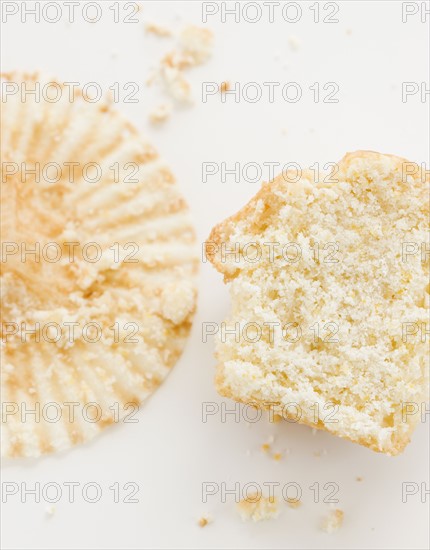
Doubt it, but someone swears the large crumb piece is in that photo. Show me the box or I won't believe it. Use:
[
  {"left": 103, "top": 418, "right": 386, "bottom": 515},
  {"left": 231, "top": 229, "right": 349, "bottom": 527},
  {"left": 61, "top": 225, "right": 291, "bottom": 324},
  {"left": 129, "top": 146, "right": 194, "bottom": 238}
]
[
  {"left": 206, "top": 151, "right": 429, "bottom": 456},
  {"left": 153, "top": 25, "right": 214, "bottom": 104},
  {"left": 321, "top": 509, "right": 344, "bottom": 533},
  {"left": 161, "top": 66, "right": 192, "bottom": 103},
  {"left": 236, "top": 493, "right": 279, "bottom": 522},
  {"left": 180, "top": 25, "right": 213, "bottom": 64}
]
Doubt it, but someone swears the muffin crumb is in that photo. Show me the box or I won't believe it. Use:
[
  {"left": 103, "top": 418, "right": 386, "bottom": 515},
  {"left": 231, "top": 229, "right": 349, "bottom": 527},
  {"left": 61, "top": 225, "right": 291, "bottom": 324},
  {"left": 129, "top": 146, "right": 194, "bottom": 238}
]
[
  {"left": 198, "top": 514, "right": 212, "bottom": 527},
  {"left": 45, "top": 506, "right": 56, "bottom": 517},
  {"left": 145, "top": 22, "right": 171, "bottom": 37},
  {"left": 149, "top": 103, "right": 171, "bottom": 124},
  {"left": 321, "top": 508, "right": 344, "bottom": 533},
  {"left": 220, "top": 81, "right": 230, "bottom": 93},
  {"left": 287, "top": 499, "right": 301, "bottom": 509},
  {"left": 237, "top": 493, "right": 279, "bottom": 522}
]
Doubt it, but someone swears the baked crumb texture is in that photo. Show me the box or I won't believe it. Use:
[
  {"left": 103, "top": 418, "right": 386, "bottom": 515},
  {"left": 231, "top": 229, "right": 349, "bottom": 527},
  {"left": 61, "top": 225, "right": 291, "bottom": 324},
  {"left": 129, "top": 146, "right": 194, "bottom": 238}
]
[
  {"left": 152, "top": 25, "right": 213, "bottom": 103},
  {"left": 321, "top": 508, "right": 344, "bottom": 533},
  {"left": 206, "top": 151, "right": 429, "bottom": 455},
  {"left": 149, "top": 103, "right": 172, "bottom": 124},
  {"left": 145, "top": 22, "right": 172, "bottom": 37},
  {"left": 287, "top": 498, "right": 301, "bottom": 509},
  {"left": 0, "top": 72, "right": 198, "bottom": 458},
  {"left": 236, "top": 494, "right": 279, "bottom": 522},
  {"left": 198, "top": 515, "right": 211, "bottom": 527}
]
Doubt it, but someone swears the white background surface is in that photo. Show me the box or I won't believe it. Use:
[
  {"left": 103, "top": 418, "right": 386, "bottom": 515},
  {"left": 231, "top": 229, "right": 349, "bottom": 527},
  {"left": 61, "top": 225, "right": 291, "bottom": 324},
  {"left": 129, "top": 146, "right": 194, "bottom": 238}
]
[{"left": 1, "top": 1, "right": 429, "bottom": 549}]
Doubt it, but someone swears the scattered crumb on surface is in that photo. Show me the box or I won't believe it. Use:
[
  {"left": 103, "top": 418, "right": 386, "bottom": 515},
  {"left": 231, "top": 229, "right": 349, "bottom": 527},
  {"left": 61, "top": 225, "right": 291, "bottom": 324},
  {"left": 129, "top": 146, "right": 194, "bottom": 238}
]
[
  {"left": 356, "top": 476, "right": 363, "bottom": 482},
  {"left": 287, "top": 499, "right": 301, "bottom": 509},
  {"left": 149, "top": 103, "right": 172, "bottom": 124},
  {"left": 162, "top": 66, "right": 192, "bottom": 103},
  {"left": 145, "top": 69, "right": 158, "bottom": 87},
  {"left": 198, "top": 514, "right": 212, "bottom": 527},
  {"left": 220, "top": 81, "right": 230, "bottom": 93},
  {"left": 45, "top": 506, "right": 56, "bottom": 517},
  {"left": 272, "top": 413, "right": 283, "bottom": 423},
  {"left": 180, "top": 25, "right": 213, "bottom": 64},
  {"left": 237, "top": 493, "right": 279, "bottom": 522},
  {"left": 150, "top": 25, "right": 214, "bottom": 104},
  {"left": 288, "top": 35, "right": 301, "bottom": 51},
  {"left": 145, "top": 22, "right": 172, "bottom": 37},
  {"left": 273, "top": 452, "right": 282, "bottom": 461},
  {"left": 321, "top": 509, "right": 344, "bottom": 533},
  {"left": 262, "top": 434, "right": 276, "bottom": 453}
]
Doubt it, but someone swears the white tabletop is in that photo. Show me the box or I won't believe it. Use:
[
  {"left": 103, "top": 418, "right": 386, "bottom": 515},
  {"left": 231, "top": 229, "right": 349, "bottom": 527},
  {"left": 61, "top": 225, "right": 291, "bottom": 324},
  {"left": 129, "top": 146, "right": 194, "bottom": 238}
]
[{"left": 1, "top": 1, "right": 429, "bottom": 549}]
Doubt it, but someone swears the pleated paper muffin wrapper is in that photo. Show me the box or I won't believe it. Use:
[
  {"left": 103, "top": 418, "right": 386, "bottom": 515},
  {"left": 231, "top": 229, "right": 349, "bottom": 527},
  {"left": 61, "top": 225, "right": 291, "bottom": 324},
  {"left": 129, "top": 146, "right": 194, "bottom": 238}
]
[{"left": 0, "top": 72, "right": 198, "bottom": 458}]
